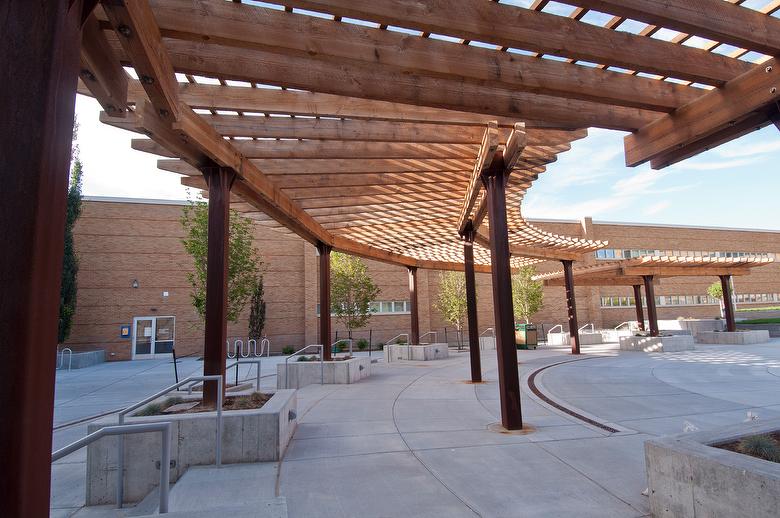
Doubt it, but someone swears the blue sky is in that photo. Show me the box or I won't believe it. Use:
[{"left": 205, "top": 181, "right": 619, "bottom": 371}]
[{"left": 75, "top": 95, "right": 780, "bottom": 231}]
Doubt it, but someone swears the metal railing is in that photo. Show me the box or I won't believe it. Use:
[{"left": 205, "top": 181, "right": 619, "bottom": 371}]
[
  {"left": 479, "top": 328, "right": 495, "bottom": 350},
  {"left": 53, "top": 422, "right": 172, "bottom": 513},
  {"left": 384, "top": 333, "right": 409, "bottom": 346},
  {"left": 283, "top": 344, "right": 324, "bottom": 389},
  {"left": 333, "top": 338, "right": 353, "bottom": 356},
  {"left": 418, "top": 331, "right": 438, "bottom": 344},
  {"left": 383, "top": 334, "right": 410, "bottom": 362},
  {"left": 578, "top": 323, "right": 595, "bottom": 333},
  {"left": 548, "top": 324, "right": 564, "bottom": 334},
  {"left": 57, "top": 347, "right": 72, "bottom": 371},
  {"left": 614, "top": 321, "right": 632, "bottom": 330},
  {"left": 227, "top": 358, "right": 263, "bottom": 389},
  {"left": 117, "top": 375, "right": 224, "bottom": 508}
]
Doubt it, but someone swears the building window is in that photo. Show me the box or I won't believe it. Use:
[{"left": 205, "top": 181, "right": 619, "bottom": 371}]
[
  {"left": 317, "top": 299, "right": 411, "bottom": 316},
  {"left": 601, "top": 293, "right": 780, "bottom": 308},
  {"left": 594, "top": 249, "right": 774, "bottom": 261}
]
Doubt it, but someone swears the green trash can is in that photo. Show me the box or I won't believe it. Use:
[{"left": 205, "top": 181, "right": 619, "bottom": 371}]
[{"left": 515, "top": 323, "right": 538, "bottom": 349}]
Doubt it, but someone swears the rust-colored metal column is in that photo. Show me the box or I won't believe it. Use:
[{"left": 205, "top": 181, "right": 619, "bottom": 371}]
[
  {"left": 0, "top": 1, "right": 83, "bottom": 514},
  {"left": 643, "top": 275, "right": 659, "bottom": 336},
  {"left": 317, "top": 242, "right": 333, "bottom": 360},
  {"left": 202, "top": 166, "right": 236, "bottom": 406},
  {"left": 482, "top": 159, "right": 523, "bottom": 430},
  {"left": 633, "top": 284, "right": 646, "bottom": 331},
  {"left": 561, "top": 260, "right": 581, "bottom": 355},
  {"left": 408, "top": 266, "right": 420, "bottom": 344},
  {"left": 462, "top": 222, "right": 482, "bottom": 382},
  {"left": 720, "top": 274, "right": 736, "bottom": 332}
]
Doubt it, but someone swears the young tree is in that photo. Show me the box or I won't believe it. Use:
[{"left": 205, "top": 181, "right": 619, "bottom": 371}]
[
  {"left": 708, "top": 281, "right": 725, "bottom": 318},
  {"left": 434, "top": 271, "right": 468, "bottom": 346},
  {"left": 511, "top": 266, "right": 544, "bottom": 323},
  {"left": 248, "top": 276, "right": 266, "bottom": 340},
  {"left": 330, "top": 252, "right": 381, "bottom": 340},
  {"left": 181, "top": 201, "right": 262, "bottom": 322},
  {"left": 58, "top": 130, "right": 83, "bottom": 344}
]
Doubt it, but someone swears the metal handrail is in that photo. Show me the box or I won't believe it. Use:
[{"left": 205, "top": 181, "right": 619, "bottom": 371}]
[
  {"left": 284, "top": 344, "right": 324, "bottom": 389},
  {"left": 478, "top": 328, "right": 495, "bottom": 350},
  {"left": 117, "top": 375, "right": 223, "bottom": 508},
  {"left": 333, "top": 338, "right": 353, "bottom": 356},
  {"left": 418, "top": 331, "right": 438, "bottom": 344},
  {"left": 57, "top": 347, "right": 73, "bottom": 371},
  {"left": 384, "top": 333, "right": 409, "bottom": 346},
  {"left": 614, "top": 321, "right": 632, "bottom": 330},
  {"left": 227, "top": 358, "right": 263, "bottom": 389},
  {"left": 578, "top": 323, "right": 595, "bottom": 333},
  {"left": 548, "top": 324, "right": 564, "bottom": 334},
  {"left": 53, "top": 422, "right": 172, "bottom": 513}
]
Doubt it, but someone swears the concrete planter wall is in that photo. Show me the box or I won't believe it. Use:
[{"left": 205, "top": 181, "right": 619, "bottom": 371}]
[
  {"left": 58, "top": 349, "right": 105, "bottom": 369},
  {"left": 385, "top": 343, "right": 449, "bottom": 362},
  {"left": 277, "top": 357, "right": 370, "bottom": 389},
  {"left": 619, "top": 334, "right": 695, "bottom": 352},
  {"left": 658, "top": 318, "right": 724, "bottom": 337},
  {"left": 645, "top": 419, "right": 780, "bottom": 518},
  {"left": 600, "top": 329, "right": 633, "bottom": 343},
  {"left": 479, "top": 336, "right": 496, "bottom": 350},
  {"left": 86, "top": 389, "right": 297, "bottom": 505},
  {"left": 738, "top": 323, "right": 780, "bottom": 337},
  {"left": 696, "top": 329, "right": 770, "bottom": 345},
  {"left": 547, "top": 331, "right": 603, "bottom": 346}
]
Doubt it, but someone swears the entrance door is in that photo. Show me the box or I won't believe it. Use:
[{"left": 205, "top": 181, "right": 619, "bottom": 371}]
[{"left": 132, "top": 316, "right": 175, "bottom": 359}]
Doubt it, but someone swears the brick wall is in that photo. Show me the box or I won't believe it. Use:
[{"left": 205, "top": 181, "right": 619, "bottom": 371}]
[{"left": 66, "top": 199, "right": 780, "bottom": 360}]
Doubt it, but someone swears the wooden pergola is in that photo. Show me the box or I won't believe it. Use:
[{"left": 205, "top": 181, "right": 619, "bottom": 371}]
[
  {"left": 535, "top": 255, "right": 775, "bottom": 336},
  {"left": 4, "top": 2, "right": 780, "bottom": 513}
]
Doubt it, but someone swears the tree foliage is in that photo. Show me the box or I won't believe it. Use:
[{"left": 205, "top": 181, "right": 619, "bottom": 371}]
[
  {"left": 511, "top": 266, "right": 544, "bottom": 323},
  {"left": 180, "top": 201, "right": 262, "bottom": 323},
  {"left": 58, "top": 144, "right": 83, "bottom": 343},
  {"left": 330, "top": 252, "right": 381, "bottom": 338},
  {"left": 248, "top": 276, "right": 266, "bottom": 340},
  {"left": 435, "top": 271, "right": 468, "bottom": 332},
  {"left": 707, "top": 281, "right": 723, "bottom": 300}
]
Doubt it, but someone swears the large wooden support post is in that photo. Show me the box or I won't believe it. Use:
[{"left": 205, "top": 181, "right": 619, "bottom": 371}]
[
  {"left": 482, "top": 161, "right": 523, "bottom": 430},
  {"left": 408, "top": 266, "right": 420, "bottom": 344},
  {"left": 720, "top": 275, "right": 737, "bottom": 332},
  {"left": 633, "top": 284, "right": 646, "bottom": 331},
  {"left": 561, "top": 260, "right": 581, "bottom": 355},
  {"left": 317, "top": 242, "right": 333, "bottom": 360},
  {"left": 462, "top": 223, "right": 482, "bottom": 383},
  {"left": 0, "top": 1, "right": 83, "bottom": 514},
  {"left": 643, "top": 275, "right": 659, "bottom": 337},
  {"left": 202, "top": 166, "right": 236, "bottom": 406}
]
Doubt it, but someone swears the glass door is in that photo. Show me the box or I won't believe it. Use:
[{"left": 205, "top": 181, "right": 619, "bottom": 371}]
[{"left": 132, "top": 316, "right": 175, "bottom": 359}]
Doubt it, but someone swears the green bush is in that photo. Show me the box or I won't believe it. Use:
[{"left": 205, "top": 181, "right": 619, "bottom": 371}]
[
  {"left": 297, "top": 355, "right": 315, "bottom": 362},
  {"left": 376, "top": 343, "right": 384, "bottom": 350},
  {"left": 396, "top": 338, "right": 407, "bottom": 345},
  {"left": 282, "top": 346, "right": 295, "bottom": 355},
  {"left": 357, "top": 338, "right": 369, "bottom": 350},
  {"left": 738, "top": 434, "right": 780, "bottom": 462}
]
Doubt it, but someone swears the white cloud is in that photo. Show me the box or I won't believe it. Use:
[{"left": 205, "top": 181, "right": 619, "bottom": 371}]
[
  {"left": 716, "top": 140, "right": 780, "bottom": 159},
  {"left": 644, "top": 201, "right": 671, "bottom": 216}
]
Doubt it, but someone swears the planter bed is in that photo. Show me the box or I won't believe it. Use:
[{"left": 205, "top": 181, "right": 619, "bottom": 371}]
[
  {"left": 619, "top": 334, "right": 695, "bottom": 352},
  {"left": 645, "top": 418, "right": 780, "bottom": 518},
  {"left": 384, "top": 343, "right": 449, "bottom": 362},
  {"left": 276, "top": 356, "right": 370, "bottom": 389},
  {"left": 696, "top": 330, "right": 770, "bottom": 345},
  {"left": 85, "top": 389, "right": 297, "bottom": 505}
]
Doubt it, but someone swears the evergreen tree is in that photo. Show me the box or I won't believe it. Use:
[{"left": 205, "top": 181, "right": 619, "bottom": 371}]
[
  {"left": 248, "top": 276, "right": 266, "bottom": 340},
  {"left": 58, "top": 150, "right": 83, "bottom": 343}
]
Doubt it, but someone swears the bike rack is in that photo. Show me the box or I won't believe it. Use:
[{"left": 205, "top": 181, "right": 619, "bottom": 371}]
[
  {"left": 53, "top": 422, "right": 172, "bottom": 513},
  {"left": 116, "top": 375, "right": 224, "bottom": 508},
  {"left": 57, "top": 347, "right": 73, "bottom": 371}
]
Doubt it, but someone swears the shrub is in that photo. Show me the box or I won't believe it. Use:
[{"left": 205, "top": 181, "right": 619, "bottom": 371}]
[
  {"left": 357, "top": 338, "right": 369, "bottom": 350},
  {"left": 231, "top": 392, "right": 269, "bottom": 410},
  {"left": 396, "top": 338, "right": 407, "bottom": 345},
  {"left": 297, "top": 355, "right": 313, "bottom": 362},
  {"left": 135, "top": 396, "right": 185, "bottom": 416},
  {"left": 376, "top": 343, "right": 384, "bottom": 350},
  {"left": 282, "top": 346, "right": 295, "bottom": 355},
  {"left": 737, "top": 434, "right": 780, "bottom": 462}
]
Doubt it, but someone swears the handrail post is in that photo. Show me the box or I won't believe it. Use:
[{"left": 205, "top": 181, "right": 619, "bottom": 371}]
[
  {"left": 216, "top": 375, "right": 222, "bottom": 467},
  {"left": 320, "top": 345, "right": 324, "bottom": 385},
  {"left": 159, "top": 424, "right": 171, "bottom": 513}
]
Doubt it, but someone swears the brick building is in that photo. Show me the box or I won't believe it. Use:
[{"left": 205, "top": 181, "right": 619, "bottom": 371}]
[{"left": 65, "top": 198, "right": 780, "bottom": 360}]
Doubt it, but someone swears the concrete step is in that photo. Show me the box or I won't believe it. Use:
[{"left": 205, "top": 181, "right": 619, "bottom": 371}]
[{"left": 134, "top": 499, "right": 287, "bottom": 517}]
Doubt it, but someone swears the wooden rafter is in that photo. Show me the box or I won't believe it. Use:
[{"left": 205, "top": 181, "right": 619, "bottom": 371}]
[{"left": 80, "top": 13, "right": 127, "bottom": 116}]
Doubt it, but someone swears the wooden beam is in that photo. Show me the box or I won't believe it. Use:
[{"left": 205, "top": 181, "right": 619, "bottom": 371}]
[
  {"left": 543, "top": 276, "right": 648, "bottom": 287},
  {"left": 473, "top": 231, "right": 581, "bottom": 261},
  {"left": 133, "top": 138, "right": 479, "bottom": 159},
  {"left": 80, "top": 13, "right": 127, "bottom": 116},
  {"left": 458, "top": 123, "right": 500, "bottom": 235},
  {"left": 143, "top": 0, "right": 700, "bottom": 112},
  {"left": 569, "top": 0, "right": 780, "bottom": 57},
  {"left": 102, "top": 0, "right": 179, "bottom": 120},
  {"left": 279, "top": 0, "right": 751, "bottom": 85},
  {"left": 622, "top": 266, "right": 751, "bottom": 277},
  {"left": 502, "top": 122, "right": 529, "bottom": 171},
  {"left": 625, "top": 59, "right": 779, "bottom": 167}
]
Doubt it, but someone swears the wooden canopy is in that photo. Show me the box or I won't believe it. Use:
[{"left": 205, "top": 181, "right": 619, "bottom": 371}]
[
  {"left": 535, "top": 255, "right": 776, "bottom": 286},
  {"left": 79, "top": 0, "right": 780, "bottom": 270}
]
